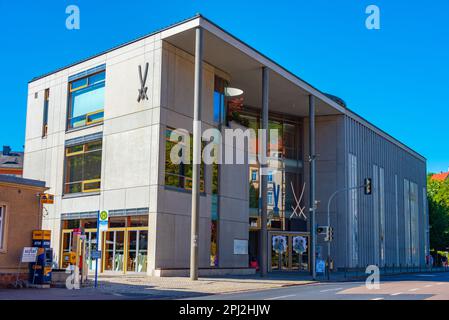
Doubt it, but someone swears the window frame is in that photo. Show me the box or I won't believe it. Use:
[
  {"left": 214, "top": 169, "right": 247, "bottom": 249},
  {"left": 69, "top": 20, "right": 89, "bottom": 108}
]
[
  {"left": 213, "top": 75, "right": 228, "bottom": 125},
  {"left": 267, "top": 191, "right": 273, "bottom": 205},
  {"left": 67, "top": 70, "right": 106, "bottom": 131},
  {"left": 0, "top": 204, "right": 8, "bottom": 253},
  {"left": 63, "top": 140, "right": 103, "bottom": 195},
  {"left": 42, "top": 88, "right": 49, "bottom": 137},
  {"left": 164, "top": 127, "right": 205, "bottom": 193},
  {"left": 251, "top": 169, "right": 258, "bottom": 182}
]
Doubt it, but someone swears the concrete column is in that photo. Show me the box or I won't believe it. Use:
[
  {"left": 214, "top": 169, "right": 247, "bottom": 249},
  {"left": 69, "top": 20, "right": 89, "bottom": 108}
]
[
  {"left": 190, "top": 27, "right": 203, "bottom": 280},
  {"left": 260, "top": 66, "right": 269, "bottom": 277},
  {"left": 309, "top": 95, "right": 317, "bottom": 279}
]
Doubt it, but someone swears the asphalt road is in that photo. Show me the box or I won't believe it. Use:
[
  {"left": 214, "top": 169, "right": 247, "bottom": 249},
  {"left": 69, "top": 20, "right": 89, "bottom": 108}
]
[
  {"left": 1, "top": 272, "right": 448, "bottom": 300},
  {"left": 186, "top": 272, "right": 449, "bottom": 300}
]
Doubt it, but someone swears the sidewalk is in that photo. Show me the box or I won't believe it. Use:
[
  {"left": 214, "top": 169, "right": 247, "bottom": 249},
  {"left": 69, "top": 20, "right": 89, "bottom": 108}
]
[{"left": 89, "top": 273, "right": 316, "bottom": 298}]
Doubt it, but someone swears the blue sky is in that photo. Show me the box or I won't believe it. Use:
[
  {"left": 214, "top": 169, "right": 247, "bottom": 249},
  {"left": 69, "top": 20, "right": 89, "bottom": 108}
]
[{"left": 0, "top": 1, "right": 448, "bottom": 173}]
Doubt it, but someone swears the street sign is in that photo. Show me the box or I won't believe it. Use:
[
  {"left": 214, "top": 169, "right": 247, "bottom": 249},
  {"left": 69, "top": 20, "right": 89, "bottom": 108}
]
[
  {"left": 99, "top": 210, "right": 109, "bottom": 231},
  {"left": 21, "top": 247, "right": 38, "bottom": 263},
  {"left": 40, "top": 193, "right": 54, "bottom": 204},
  {"left": 316, "top": 259, "right": 326, "bottom": 274},
  {"left": 91, "top": 250, "right": 102, "bottom": 260}
]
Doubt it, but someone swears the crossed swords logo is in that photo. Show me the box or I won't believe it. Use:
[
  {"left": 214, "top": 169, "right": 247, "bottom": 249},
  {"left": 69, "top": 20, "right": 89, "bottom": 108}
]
[
  {"left": 290, "top": 181, "right": 307, "bottom": 220},
  {"left": 137, "top": 63, "right": 149, "bottom": 102}
]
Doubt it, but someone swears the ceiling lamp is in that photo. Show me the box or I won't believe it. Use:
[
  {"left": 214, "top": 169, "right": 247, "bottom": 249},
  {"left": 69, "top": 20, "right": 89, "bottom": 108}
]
[{"left": 224, "top": 87, "right": 244, "bottom": 97}]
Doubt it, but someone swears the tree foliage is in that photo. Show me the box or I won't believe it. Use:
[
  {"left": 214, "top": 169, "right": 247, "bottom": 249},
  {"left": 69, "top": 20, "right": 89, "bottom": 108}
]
[{"left": 427, "top": 174, "right": 449, "bottom": 251}]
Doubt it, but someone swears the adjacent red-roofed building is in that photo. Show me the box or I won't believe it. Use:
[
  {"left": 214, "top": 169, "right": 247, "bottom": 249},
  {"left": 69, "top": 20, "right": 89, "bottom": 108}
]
[{"left": 431, "top": 171, "right": 449, "bottom": 181}]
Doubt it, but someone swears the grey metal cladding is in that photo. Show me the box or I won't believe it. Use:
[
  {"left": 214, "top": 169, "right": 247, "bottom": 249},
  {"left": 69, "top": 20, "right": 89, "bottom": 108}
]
[{"left": 344, "top": 115, "right": 427, "bottom": 268}]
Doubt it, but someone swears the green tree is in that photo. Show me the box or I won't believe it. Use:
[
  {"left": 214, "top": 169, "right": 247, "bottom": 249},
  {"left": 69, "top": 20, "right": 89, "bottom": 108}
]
[{"left": 427, "top": 174, "right": 449, "bottom": 251}]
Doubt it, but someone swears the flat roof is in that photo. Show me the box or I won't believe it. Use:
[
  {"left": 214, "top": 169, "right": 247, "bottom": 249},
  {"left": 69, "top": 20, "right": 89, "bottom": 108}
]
[
  {"left": 28, "top": 14, "right": 426, "bottom": 162},
  {"left": 0, "top": 174, "right": 46, "bottom": 188}
]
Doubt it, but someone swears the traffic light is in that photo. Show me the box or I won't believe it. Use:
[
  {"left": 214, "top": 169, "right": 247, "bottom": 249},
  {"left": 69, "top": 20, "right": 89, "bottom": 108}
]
[
  {"left": 324, "top": 227, "right": 334, "bottom": 242},
  {"left": 364, "top": 178, "right": 372, "bottom": 195},
  {"left": 317, "top": 226, "right": 333, "bottom": 241},
  {"left": 317, "top": 226, "right": 327, "bottom": 235}
]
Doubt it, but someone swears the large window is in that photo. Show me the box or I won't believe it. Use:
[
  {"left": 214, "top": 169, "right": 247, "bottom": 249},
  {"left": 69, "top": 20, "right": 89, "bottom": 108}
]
[
  {"left": 165, "top": 128, "right": 205, "bottom": 192},
  {"left": 68, "top": 71, "right": 105, "bottom": 129},
  {"left": 64, "top": 140, "right": 102, "bottom": 194},
  {"left": 42, "top": 88, "right": 49, "bottom": 137},
  {"left": 0, "top": 206, "right": 5, "bottom": 250}
]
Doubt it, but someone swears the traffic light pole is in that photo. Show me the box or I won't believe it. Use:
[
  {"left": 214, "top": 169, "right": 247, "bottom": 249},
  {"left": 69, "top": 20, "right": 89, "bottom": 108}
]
[{"left": 326, "top": 183, "right": 368, "bottom": 280}]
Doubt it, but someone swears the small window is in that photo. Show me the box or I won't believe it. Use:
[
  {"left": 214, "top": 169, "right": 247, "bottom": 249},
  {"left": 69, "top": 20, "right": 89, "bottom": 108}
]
[
  {"left": 251, "top": 169, "right": 258, "bottom": 181},
  {"left": 213, "top": 76, "right": 227, "bottom": 124},
  {"left": 42, "top": 89, "right": 49, "bottom": 137},
  {"left": 268, "top": 171, "right": 273, "bottom": 182},
  {"left": 127, "top": 215, "right": 149, "bottom": 227},
  {"left": 68, "top": 70, "right": 105, "bottom": 129},
  {"left": 267, "top": 192, "right": 273, "bottom": 205},
  {"left": 0, "top": 206, "right": 5, "bottom": 250}
]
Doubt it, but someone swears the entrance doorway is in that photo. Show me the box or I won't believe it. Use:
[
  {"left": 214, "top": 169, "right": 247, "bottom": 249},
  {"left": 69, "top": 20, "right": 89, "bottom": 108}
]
[
  {"left": 269, "top": 231, "right": 310, "bottom": 272},
  {"left": 104, "top": 230, "right": 125, "bottom": 272},
  {"left": 60, "top": 215, "right": 149, "bottom": 274},
  {"left": 126, "top": 230, "right": 148, "bottom": 273}
]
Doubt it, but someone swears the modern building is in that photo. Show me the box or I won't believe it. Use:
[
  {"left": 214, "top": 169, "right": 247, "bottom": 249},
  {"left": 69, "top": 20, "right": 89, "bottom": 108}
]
[
  {"left": 0, "top": 146, "right": 24, "bottom": 177},
  {"left": 0, "top": 175, "right": 47, "bottom": 287},
  {"left": 23, "top": 15, "right": 428, "bottom": 276}
]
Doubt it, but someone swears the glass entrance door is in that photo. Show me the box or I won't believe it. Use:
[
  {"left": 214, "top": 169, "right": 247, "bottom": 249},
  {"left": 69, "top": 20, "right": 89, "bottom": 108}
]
[
  {"left": 104, "top": 230, "right": 125, "bottom": 272},
  {"left": 127, "top": 230, "right": 148, "bottom": 273},
  {"left": 269, "top": 232, "right": 310, "bottom": 272},
  {"left": 85, "top": 231, "right": 98, "bottom": 272}
]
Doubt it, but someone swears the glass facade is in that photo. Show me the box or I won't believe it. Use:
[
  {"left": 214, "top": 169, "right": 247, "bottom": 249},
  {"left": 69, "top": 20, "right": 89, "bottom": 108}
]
[
  {"left": 241, "top": 110, "right": 303, "bottom": 231},
  {"left": 61, "top": 215, "right": 148, "bottom": 273}
]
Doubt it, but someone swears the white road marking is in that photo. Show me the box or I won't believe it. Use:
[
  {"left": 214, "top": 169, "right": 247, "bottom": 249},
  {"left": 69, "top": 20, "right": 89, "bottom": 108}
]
[
  {"left": 319, "top": 287, "right": 343, "bottom": 293},
  {"left": 265, "top": 294, "right": 296, "bottom": 300},
  {"left": 371, "top": 297, "right": 384, "bottom": 300},
  {"left": 391, "top": 292, "right": 402, "bottom": 296},
  {"left": 437, "top": 282, "right": 445, "bottom": 285},
  {"left": 424, "top": 284, "right": 433, "bottom": 288},
  {"left": 408, "top": 288, "right": 419, "bottom": 292}
]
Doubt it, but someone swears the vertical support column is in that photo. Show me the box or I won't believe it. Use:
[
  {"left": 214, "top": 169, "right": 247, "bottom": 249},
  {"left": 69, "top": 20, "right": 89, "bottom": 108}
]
[
  {"left": 260, "top": 66, "right": 269, "bottom": 277},
  {"left": 309, "top": 94, "right": 317, "bottom": 280},
  {"left": 190, "top": 27, "right": 203, "bottom": 281}
]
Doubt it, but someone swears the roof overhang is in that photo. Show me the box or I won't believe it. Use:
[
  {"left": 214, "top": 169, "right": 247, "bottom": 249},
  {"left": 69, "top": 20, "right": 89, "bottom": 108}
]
[
  {"left": 161, "top": 15, "right": 425, "bottom": 161},
  {"left": 161, "top": 16, "right": 345, "bottom": 118}
]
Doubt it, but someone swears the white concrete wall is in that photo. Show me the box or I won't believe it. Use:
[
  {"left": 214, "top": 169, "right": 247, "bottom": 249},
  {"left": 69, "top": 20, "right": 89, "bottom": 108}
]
[
  {"left": 23, "top": 36, "right": 249, "bottom": 274},
  {"left": 154, "top": 42, "right": 249, "bottom": 272},
  {"left": 23, "top": 34, "right": 163, "bottom": 267}
]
